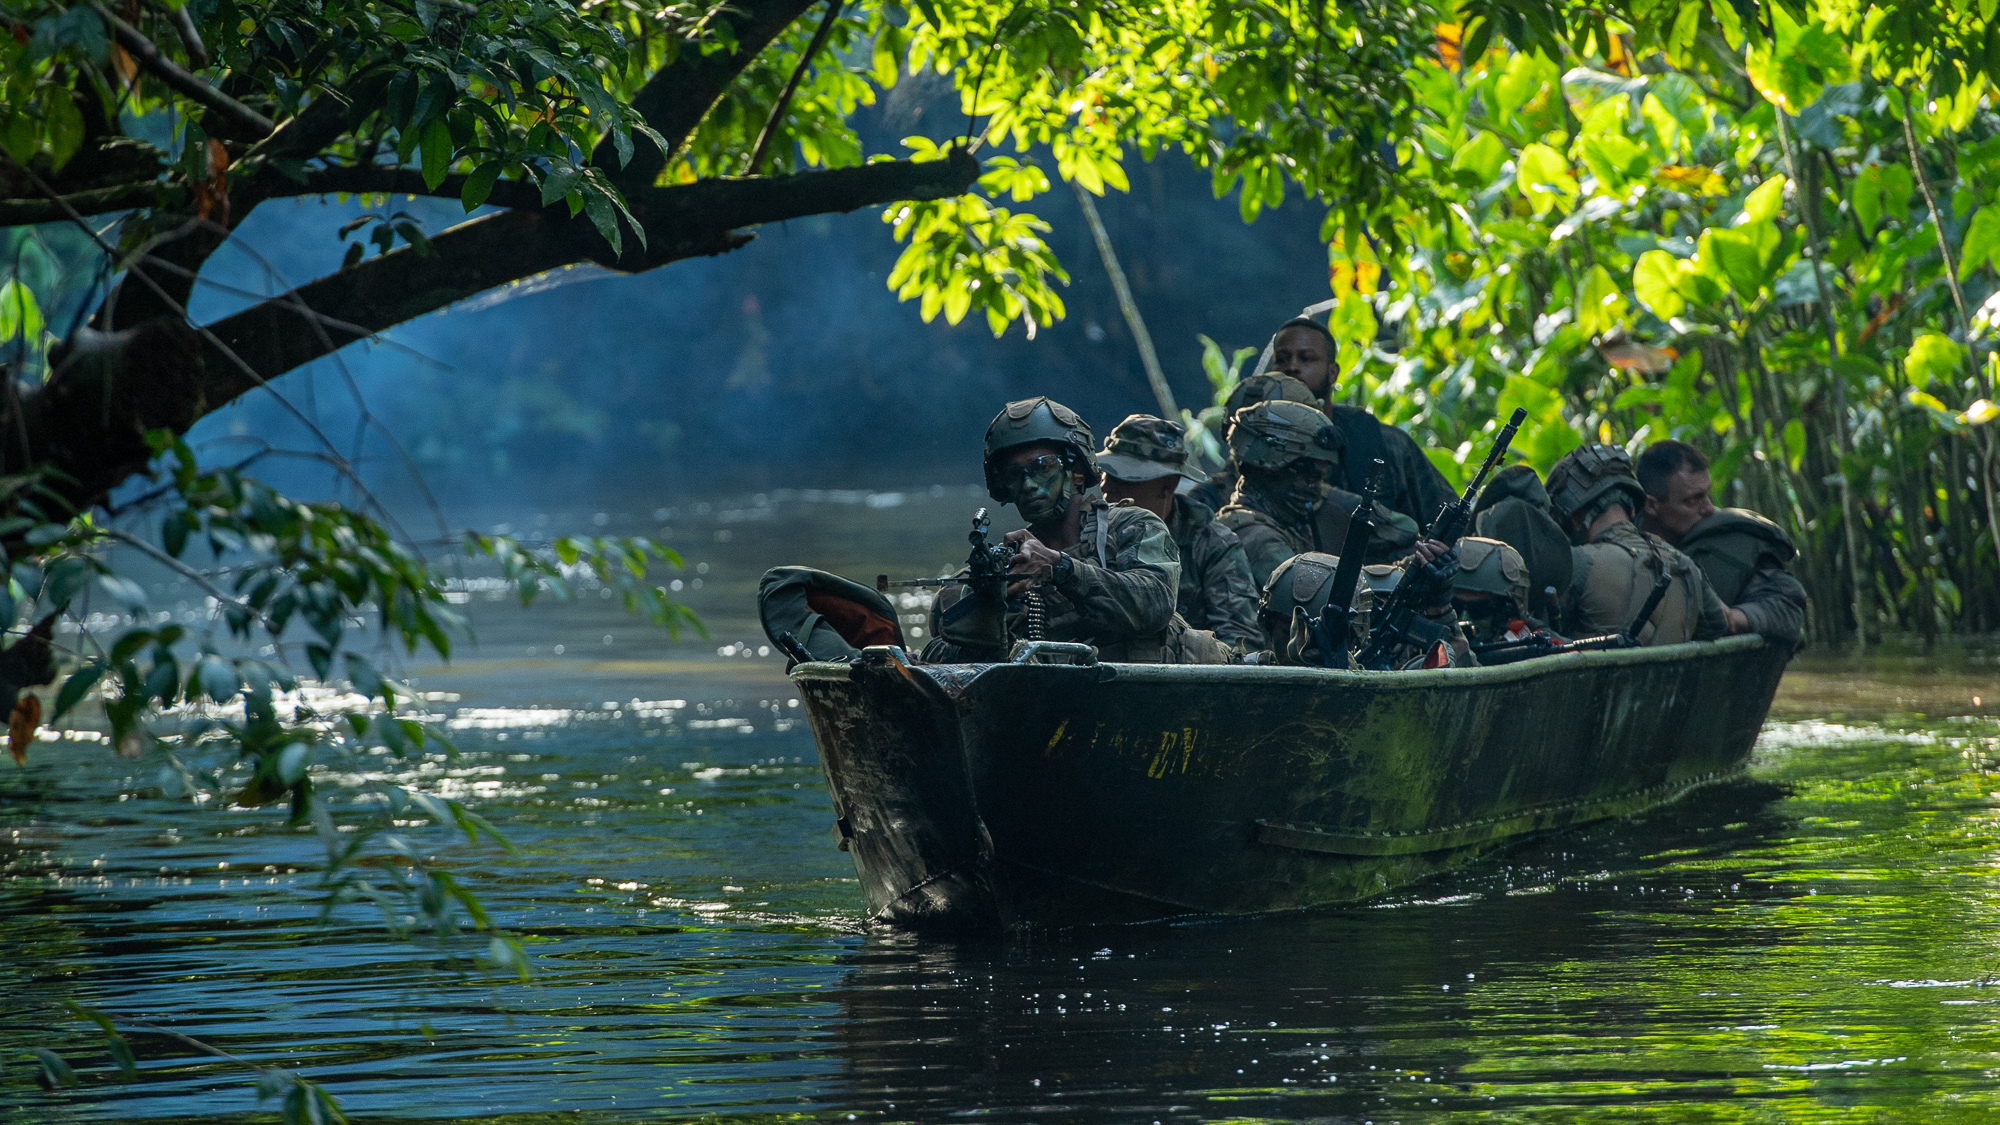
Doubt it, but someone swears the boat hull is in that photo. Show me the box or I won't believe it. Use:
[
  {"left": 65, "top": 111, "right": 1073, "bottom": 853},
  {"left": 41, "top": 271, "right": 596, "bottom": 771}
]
[{"left": 794, "top": 634, "right": 1786, "bottom": 931}]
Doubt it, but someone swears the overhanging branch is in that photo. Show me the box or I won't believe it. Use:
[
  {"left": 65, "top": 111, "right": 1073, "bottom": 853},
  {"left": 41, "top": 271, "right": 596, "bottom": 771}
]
[{"left": 198, "top": 150, "right": 980, "bottom": 401}]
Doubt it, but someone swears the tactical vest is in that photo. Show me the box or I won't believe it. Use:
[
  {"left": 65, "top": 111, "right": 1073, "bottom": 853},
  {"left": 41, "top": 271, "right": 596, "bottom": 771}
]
[{"left": 1676, "top": 508, "right": 1796, "bottom": 605}]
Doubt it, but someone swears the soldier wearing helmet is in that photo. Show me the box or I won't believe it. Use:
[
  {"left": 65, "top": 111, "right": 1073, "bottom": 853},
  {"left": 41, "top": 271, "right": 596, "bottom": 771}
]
[
  {"left": 930, "top": 397, "right": 1181, "bottom": 663},
  {"left": 1216, "top": 400, "right": 1345, "bottom": 589},
  {"left": 1470, "top": 463, "right": 1572, "bottom": 630},
  {"left": 1263, "top": 316, "right": 1456, "bottom": 533},
  {"left": 1546, "top": 443, "right": 1731, "bottom": 646},
  {"left": 1448, "top": 537, "right": 1537, "bottom": 662},
  {"left": 1636, "top": 440, "right": 1806, "bottom": 647},
  {"left": 1251, "top": 551, "right": 1372, "bottom": 666},
  {"left": 1097, "top": 414, "right": 1261, "bottom": 651},
  {"left": 1186, "top": 372, "right": 1319, "bottom": 513}
]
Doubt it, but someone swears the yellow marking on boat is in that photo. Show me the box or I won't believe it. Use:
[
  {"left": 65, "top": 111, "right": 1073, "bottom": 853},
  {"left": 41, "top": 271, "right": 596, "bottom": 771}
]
[
  {"left": 1146, "top": 728, "right": 1202, "bottom": 778},
  {"left": 1044, "top": 718, "right": 1070, "bottom": 756}
]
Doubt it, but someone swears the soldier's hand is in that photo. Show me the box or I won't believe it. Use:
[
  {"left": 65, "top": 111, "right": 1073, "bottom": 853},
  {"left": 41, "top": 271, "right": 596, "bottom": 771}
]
[
  {"left": 1003, "top": 530, "right": 1063, "bottom": 597},
  {"left": 1411, "top": 539, "right": 1451, "bottom": 565},
  {"left": 1725, "top": 606, "right": 1750, "bottom": 634}
]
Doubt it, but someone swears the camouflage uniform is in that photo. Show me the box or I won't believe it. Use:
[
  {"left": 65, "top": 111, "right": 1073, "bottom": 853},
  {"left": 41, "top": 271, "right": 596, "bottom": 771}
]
[
  {"left": 1547, "top": 446, "right": 1729, "bottom": 646},
  {"left": 1169, "top": 494, "right": 1261, "bottom": 648},
  {"left": 1251, "top": 551, "right": 1371, "bottom": 665},
  {"left": 1098, "top": 414, "right": 1260, "bottom": 650},
  {"left": 1676, "top": 508, "right": 1808, "bottom": 647},
  {"left": 1214, "top": 400, "right": 1344, "bottom": 590},
  {"left": 1359, "top": 562, "right": 1471, "bottom": 668},
  {"left": 1025, "top": 498, "right": 1181, "bottom": 662}
]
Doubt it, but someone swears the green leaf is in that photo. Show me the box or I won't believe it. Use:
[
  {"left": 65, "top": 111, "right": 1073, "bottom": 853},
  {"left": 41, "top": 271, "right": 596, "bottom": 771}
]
[
  {"left": 1906, "top": 331, "right": 1964, "bottom": 384},
  {"left": 1515, "top": 143, "right": 1576, "bottom": 215},
  {"left": 1782, "top": 418, "right": 1805, "bottom": 471},
  {"left": 1960, "top": 207, "right": 2000, "bottom": 279},
  {"left": 1451, "top": 131, "right": 1509, "bottom": 184},
  {"left": 539, "top": 164, "right": 582, "bottom": 207},
  {"left": 1633, "top": 250, "right": 1686, "bottom": 319},
  {"left": 52, "top": 662, "right": 105, "bottom": 721},
  {"left": 1741, "top": 174, "right": 1788, "bottom": 224},
  {"left": 419, "top": 120, "right": 453, "bottom": 191},
  {"left": 45, "top": 94, "right": 84, "bottom": 173},
  {"left": 0, "top": 280, "right": 45, "bottom": 345},
  {"left": 1705, "top": 225, "right": 1778, "bottom": 299}
]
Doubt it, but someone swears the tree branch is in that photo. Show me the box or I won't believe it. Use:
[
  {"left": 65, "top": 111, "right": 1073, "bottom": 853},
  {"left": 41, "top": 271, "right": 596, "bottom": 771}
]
[
  {"left": 747, "top": 0, "right": 844, "bottom": 176},
  {"left": 0, "top": 181, "right": 165, "bottom": 224},
  {"left": 197, "top": 151, "right": 980, "bottom": 403},
  {"left": 91, "top": 4, "right": 274, "bottom": 138},
  {"left": 595, "top": 0, "right": 821, "bottom": 186}
]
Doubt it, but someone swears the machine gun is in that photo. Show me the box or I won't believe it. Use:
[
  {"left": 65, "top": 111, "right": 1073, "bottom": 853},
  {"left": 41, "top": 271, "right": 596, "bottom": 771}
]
[
  {"left": 1302, "top": 458, "right": 1385, "bottom": 669},
  {"left": 876, "top": 508, "right": 1020, "bottom": 656},
  {"left": 1354, "top": 408, "right": 1528, "bottom": 670},
  {"left": 1469, "top": 559, "right": 1674, "bottom": 665}
]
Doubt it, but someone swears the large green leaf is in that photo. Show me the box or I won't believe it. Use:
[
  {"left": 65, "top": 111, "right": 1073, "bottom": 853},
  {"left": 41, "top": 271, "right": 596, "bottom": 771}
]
[
  {"left": 1633, "top": 250, "right": 1686, "bottom": 319},
  {"left": 1515, "top": 143, "right": 1576, "bottom": 215},
  {"left": 1960, "top": 206, "right": 2000, "bottom": 280}
]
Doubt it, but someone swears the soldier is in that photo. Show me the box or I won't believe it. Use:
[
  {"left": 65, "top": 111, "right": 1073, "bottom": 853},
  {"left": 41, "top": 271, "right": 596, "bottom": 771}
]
[
  {"left": 1357, "top": 558, "right": 1470, "bottom": 669},
  {"left": 1250, "top": 551, "right": 1371, "bottom": 666},
  {"left": 1186, "top": 372, "right": 1318, "bottom": 512},
  {"left": 1215, "top": 400, "right": 1344, "bottom": 589},
  {"left": 1265, "top": 316, "right": 1456, "bottom": 532},
  {"left": 1096, "top": 414, "right": 1262, "bottom": 650},
  {"left": 1448, "top": 537, "right": 1536, "bottom": 662},
  {"left": 1636, "top": 440, "right": 1807, "bottom": 647},
  {"left": 926, "top": 397, "right": 1181, "bottom": 663},
  {"left": 1545, "top": 444, "right": 1732, "bottom": 646}
]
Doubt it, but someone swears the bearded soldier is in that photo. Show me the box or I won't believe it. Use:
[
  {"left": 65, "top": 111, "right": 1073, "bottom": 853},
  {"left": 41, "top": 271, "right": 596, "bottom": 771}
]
[
  {"left": 1637, "top": 440, "right": 1807, "bottom": 647},
  {"left": 925, "top": 397, "right": 1180, "bottom": 663},
  {"left": 1545, "top": 444, "right": 1732, "bottom": 646},
  {"left": 1096, "top": 414, "right": 1261, "bottom": 651},
  {"left": 1216, "top": 400, "right": 1345, "bottom": 589},
  {"left": 1264, "top": 316, "right": 1455, "bottom": 531}
]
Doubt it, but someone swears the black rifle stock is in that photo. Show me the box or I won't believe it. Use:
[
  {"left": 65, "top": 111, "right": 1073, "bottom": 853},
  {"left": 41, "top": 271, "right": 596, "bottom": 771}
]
[
  {"left": 1471, "top": 548, "right": 1676, "bottom": 666},
  {"left": 1355, "top": 408, "right": 1528, "bottom": 669}
]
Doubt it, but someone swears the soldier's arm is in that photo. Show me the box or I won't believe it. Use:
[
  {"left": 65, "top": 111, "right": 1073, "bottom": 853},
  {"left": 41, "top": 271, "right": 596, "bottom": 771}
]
[
  {"left": 1201, "top": 534, "right": 1264, "bottom": 648},
  {"left": 1734, "top": 561, "right": 1808, "bottom": 646},
  {"left": 1056, "top": 512, "right": 1179, "bottom": 637},
  {"left": 1686, "top": 558, "right": 1732, "bottom": 641}
]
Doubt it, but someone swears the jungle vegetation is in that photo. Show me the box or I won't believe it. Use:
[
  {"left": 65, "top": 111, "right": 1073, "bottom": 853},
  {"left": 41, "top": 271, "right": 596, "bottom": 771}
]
[{"left": 1, "top": 0, "right": 1996, "bottom": 1116}]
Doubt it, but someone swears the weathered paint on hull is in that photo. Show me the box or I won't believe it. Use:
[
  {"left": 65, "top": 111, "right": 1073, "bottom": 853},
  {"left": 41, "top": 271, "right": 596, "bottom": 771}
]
[{"left": 793, "top": 634, "right": 1787, "bottom": 932}]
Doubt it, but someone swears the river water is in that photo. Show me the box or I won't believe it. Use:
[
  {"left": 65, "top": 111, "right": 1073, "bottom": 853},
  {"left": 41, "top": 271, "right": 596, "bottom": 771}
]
[{"left": 4, "top": 488, "right": 1999, "bottom": 1123}]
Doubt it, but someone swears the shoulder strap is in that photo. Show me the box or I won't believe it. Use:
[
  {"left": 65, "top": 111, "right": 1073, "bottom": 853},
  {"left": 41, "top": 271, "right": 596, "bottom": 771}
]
[{"left": 1095, "top": 499, "right": 1111, "bottom": 567}]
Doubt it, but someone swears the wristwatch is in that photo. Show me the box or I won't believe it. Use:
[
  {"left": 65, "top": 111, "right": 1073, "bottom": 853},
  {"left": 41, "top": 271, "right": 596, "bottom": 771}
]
[{"left": 1052, "top": 554, "right": 1075, "bottom": 586}]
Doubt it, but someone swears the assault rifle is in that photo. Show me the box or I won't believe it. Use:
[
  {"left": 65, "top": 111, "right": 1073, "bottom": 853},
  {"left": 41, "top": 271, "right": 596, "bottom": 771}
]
[
  {"left": 1470, "top": 561, "right": 1674, "bottom": 665},
  {"left": 1354, "top": 408, "right": 1528, "bottom": 670},
  {"left": 1303, "top": 458, "right": 1385, "bottom": 669}
]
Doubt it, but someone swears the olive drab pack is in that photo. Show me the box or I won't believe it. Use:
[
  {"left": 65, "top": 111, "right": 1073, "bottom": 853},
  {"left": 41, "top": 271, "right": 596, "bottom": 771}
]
[
  {"left": 1546, "top": 444, "right": 1649, "bottom": 531},
  {"left": 1677, "top": 507, "right": 1798, "bottom": 605},
  {"left": 757, "top": 567, "right": 906, "bottom": 665},
  {"left": 983, "top": 397, "right": 1098, "bottom": 502},
  {"left": 1226, "top": 400, "right": 1344, "bottom": 470}
]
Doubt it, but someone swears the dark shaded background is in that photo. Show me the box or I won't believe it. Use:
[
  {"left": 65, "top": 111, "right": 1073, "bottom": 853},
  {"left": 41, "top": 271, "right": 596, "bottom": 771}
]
[{"left": 172, "top": 91, "right": 1334, "bottom": 509}]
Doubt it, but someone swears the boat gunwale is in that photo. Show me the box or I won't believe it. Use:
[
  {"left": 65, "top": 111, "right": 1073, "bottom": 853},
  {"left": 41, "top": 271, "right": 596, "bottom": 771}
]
[{"left": 787, "top": 632, "right": 1771, "bottom": 690}]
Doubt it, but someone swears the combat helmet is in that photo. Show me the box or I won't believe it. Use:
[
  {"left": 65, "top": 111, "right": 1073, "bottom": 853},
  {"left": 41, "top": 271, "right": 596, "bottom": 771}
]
[
  {"left": 1098, "top": 414, "right": 1203, "bottom": 483},
  {"left": 1227, "top": 400, "right": 1344, "bottom": 470},
  {"left": 1258, "top": 551, "right": 1371, "bottom": 665},
  {"left": 1222, "top": 372, "right": 1317, "bottom": 418},
  {"left": 1452, "top": 537, "right": 1530, "bottom": 617},
  {"left": 1545, "top": 444, "right": 1647, "bottom": 529},
  {"left": 984, "top": 397, "right": 1098, "bottom": 502}
]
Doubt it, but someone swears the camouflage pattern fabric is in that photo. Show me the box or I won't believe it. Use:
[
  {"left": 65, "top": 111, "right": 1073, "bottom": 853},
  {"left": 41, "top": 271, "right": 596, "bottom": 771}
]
[
  {"left": 1217, "top": 477, "right": 1320, "bottom": 590},
  {"left": 1168, "top": 494, "right": 1261, "bottom": 648},
  {"left": 1565, "top": 520, "right": 1729, "bottom": 645},
  {"left": 1024, "top": 499, "right": 1181, "bottom": 663}
]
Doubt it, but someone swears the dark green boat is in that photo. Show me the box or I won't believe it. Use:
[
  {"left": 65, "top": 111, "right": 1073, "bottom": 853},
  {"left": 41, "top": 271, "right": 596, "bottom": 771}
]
[{"left": 793, "top": 635, "right": 1788, "bottom": 932}]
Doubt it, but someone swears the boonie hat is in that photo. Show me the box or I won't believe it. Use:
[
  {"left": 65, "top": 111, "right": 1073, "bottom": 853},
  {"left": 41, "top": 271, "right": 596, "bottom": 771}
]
[{"left": 1098, "top": 414, "right": 1204, "bottom": 483}]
